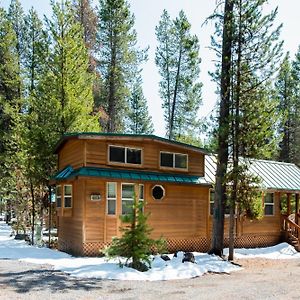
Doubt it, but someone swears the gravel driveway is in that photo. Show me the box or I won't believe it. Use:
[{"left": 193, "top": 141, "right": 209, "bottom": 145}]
[{"left": 0, "top": 258, "right": 300, "bottom": 299}]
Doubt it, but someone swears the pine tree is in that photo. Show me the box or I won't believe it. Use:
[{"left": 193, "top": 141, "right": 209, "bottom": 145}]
[
  {"left": 155, "top": 10, "right": 202, "bottom": 140},
  {"left": 209, "top": 0, "right": 282, "bottom": 259},
  {"left": 23, "top": 8, "right": 49, "bottom": 94},
  {"left": 209, "top": 0, "right": 234, "bottom": 257},
  {"left": 291, "top": 47, "right": 300, "bottom": 166},
  {"left": 96, "top": 0, "right": 147, "bottom": 132},
  {"left": 45, "top": 0, "right": 99, "bottom": 134},
  {"left": 126, "top": 74, "right": 154, "bottom": 134},
  {"left": 0, "top": 7, "right": 19, "bottom": 154},
  {"left": 8, "top": 0, "right": 25, "bottom": 99},
  {"left": 106, "top": 195, "right": 165, "bottom": 271}
]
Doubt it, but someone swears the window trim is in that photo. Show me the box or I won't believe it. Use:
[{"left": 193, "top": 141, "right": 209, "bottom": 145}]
[
  {"left": 108, "top": 145, "right": 143, "bottom": 166},
  {"left": 56, "top": 185, "right": 62, "bottom": 208},
  {"left": 264, "top": 193, "right": 275, "bottom": 216},
  {"left": 151, "top": 185, "right": 165, "bottom": 200},
  {"left": 107, "top": 182, "right": 117, "bottom": 216},
  {"left": 121, "top": 183, "right": 144, "bottom": 215},
  {"left": 63, "top": 184, "right": 73, "bottom": 208},
  {"left": 159, "top": 151, "right": 188, "bottom": 171}
]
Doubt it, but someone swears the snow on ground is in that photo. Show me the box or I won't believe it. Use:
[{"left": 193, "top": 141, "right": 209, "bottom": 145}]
[
  {"left": 224, "top": 242, "right": 300, "bottom": 259},
  {"left": 0, "top": 221, "right": 299, "bottom": 280}
]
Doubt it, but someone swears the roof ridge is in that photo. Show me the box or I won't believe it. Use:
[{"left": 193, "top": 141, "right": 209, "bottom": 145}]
[
  {"left": 207, "top": 154, "right": 298, "bottom": 167},
  {"left": 54, "top": 132, "right": 209, "bottom": 154}
]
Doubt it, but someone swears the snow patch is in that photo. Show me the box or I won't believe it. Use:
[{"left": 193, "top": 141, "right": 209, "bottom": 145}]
[{"left": 1, "top": 221, "right": 299, "bottom": 280}]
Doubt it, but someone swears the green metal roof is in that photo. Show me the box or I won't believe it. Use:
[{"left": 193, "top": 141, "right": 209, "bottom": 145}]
[
  {"left": 205, "top": 155, "right": 300, "bottom": 192},
  {"left": 54, "top": 166, "right": 210, "bottom": 185},
  {"left": 54, "top": 132, "right": 208, "bottom": 154}
]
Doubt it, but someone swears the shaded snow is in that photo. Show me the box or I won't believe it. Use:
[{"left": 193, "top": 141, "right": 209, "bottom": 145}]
[{"left": 0, "top": 222, "right": 299, "bottom": 280}]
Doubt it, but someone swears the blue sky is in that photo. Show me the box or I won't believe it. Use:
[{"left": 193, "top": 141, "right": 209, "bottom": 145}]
[{"left": 1, "top": 0, "right": 299, "bottom": 137}]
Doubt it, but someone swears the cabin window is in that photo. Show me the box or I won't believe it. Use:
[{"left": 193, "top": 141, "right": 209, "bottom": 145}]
[
  {"left": 152, "top": 185, "right": 165, "bottom": 200},
  {"left": 109, "top": 146, "right": 142, "bottom": 165},
  {"left": 107, "top": 182, "right": 117, "bottom": 215},
  {"left": 64, "top": 185, "right": 72, "bottom": 208},
  {"left": 264, "top": 193, "right": 274, "bottom": 215},
  {"left": 121, "top": 183, "right": 144, "bottom": 215},
  {"left": 56, "top": 185, "right": 62, "bottom": 208},
  {"left": 160, "top": 152, "right": 188, "bottom": 169}
]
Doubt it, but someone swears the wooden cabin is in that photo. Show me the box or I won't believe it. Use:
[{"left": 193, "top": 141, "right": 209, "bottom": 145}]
[
  {"left": 52, "top": 133, "right": 211, "bottom": 256},
  {"left": 206, "top": 155, "right": 300, "bottom": 250},
  {"left": 52, "top": 133, "right": 300, "bottom": 256}
]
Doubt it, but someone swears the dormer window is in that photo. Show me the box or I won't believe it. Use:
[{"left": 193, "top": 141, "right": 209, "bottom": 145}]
[
  {"left": 160, "top": 151, "right": 188, "bottom": 170},
  {"left": 109, "top": 145, "right": 142, "bottom": 165}
]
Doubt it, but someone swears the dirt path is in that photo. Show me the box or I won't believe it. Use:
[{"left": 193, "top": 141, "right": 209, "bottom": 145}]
[{"left": 0, "top": 258, "right": 300, "bottom": 299}]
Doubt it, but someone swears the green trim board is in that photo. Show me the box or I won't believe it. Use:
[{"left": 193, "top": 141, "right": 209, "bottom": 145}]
[
  {"left": 54, "top": 165, "right": 210, "bottom": 185},
  {"left": 53, "top": 132, "right": 208, "bottom": 154}
]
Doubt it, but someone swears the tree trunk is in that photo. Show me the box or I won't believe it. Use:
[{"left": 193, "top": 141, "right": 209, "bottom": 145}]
[
  {"left": 210, "top": 0, "right": 234, "bottom": 256},
  {"left": 229, "top": 0, "right": 242, "bottom": 261},
  {"left": 169, "top": 46, "right": 182, "bottom": 140},
  {"left": 30, "top": 180, "right": 35, "bottom": 245}
]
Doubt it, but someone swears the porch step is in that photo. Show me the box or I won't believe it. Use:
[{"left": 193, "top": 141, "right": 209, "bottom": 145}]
[{"left": 287, "top": 235, "right": 300, "bottom": 251}]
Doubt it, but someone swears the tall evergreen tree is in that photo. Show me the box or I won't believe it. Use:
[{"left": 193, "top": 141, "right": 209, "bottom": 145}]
[
  {"left": 209, "top": 0, "right": 234, "bottom": 257},
  {"left": 155, "top": 10, "right": 202, "bottom": 140},
  {"left": 45, "top": 0, "right": 99, "bottom": 134},
  {"left": 73, "top": 0, "right": 97, "bottom": 70},
  {"left": 291, "top": 47, "right": 300, "bottom": 166},
  {"left": 0, "top": 7, "right": 19, "bottom": 154},
  {"left": 209, "top": 0, "right": 282, "bottom": 258},
  {"left": 8, "top": 0, "right": 25, "bottom": 99},
  {"left": 0, "top": 7, "right": 20, "bottom": 211},
  {"left": 126, "top": 74, "right": 154, "bottom": 134},
  {"left": 23, "top": 8, "right": 49, "bottom": 94},
  {"left": 96, "top": 0, "right": 147, "bottom": 132}
]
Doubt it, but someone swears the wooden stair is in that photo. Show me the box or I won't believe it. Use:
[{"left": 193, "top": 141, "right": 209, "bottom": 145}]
[{"left": 281, "top": 215, "right": 300, "bottom": 252}]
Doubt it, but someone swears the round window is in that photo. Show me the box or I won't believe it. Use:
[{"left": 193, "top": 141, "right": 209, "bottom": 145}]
[{"left": 152, "top": 185, "right": 165, "bottom": 200}]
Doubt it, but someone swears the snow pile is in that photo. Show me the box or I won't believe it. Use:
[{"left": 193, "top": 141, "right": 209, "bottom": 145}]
[
  {"left": 224, "top": 243, "right": 300, "bottom": 259},
  {"left": 0, "top": 221, "right": 299, "bottom": 280}
]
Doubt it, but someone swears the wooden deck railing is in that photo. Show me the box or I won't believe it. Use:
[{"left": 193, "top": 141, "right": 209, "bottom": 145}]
[{"left": 281, "top": 215, "right": 300, "bottom": 250}]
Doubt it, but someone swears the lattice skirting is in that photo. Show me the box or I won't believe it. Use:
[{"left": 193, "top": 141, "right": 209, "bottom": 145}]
[
  {"left": 58, "top": 239, "right": 83, "bottom": 256},
  {"left": 59, "top": 233, "right": 282, "bottom": 256},
  {"left": 224, "top": 233, "right": 282, "bottom": 249},
  {"left": 83, "top": 242, "right": 110, "bottom": 256}
]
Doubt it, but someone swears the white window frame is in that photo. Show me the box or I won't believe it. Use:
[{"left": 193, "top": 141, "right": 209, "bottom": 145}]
[
  {"left": 108, "top": 145, "right": 142, "bottom": 165},
  {"left": 56, "top": 185, "right": 62, "bottom": 208},
  {"left": 121, "top": 183, "right": 144, "bottom": 215},
  {"left": 264, "top": 193, "right": 274, "bottom": 216},
  {"left": 151, "top": 185, "right": 165, "bottom": 200},
  {"left": 160, "top": 151, "right": 188, "bottom": 170},
  {"left": 107, "top": 182, "right": 117, "bottom": 215},
  {"left": 64, "top": 185, "right": 72, "bottom": 208}
]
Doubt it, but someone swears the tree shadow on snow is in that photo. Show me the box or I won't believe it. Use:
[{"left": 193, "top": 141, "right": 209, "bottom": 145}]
[{"left": 0, "top": 268, "right": 102, "bottom": 294}]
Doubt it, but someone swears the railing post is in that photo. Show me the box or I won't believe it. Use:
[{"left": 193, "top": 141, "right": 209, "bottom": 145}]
[{"left": 295, "top": 194, "right": 299, "bottom": 225}]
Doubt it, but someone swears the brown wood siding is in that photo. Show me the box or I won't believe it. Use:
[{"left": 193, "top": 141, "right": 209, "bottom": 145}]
[
  {"left": 208, "top": 192, "right": 282, "bottom": 237},
  {"left": 145, "top": 184, "right": 208, "bottom": 239},
  {"left": 84, "top": 180, "right": 106, "bottom": 242},
  {"left": 106, "top": 218, "right": 118, "bottom": 241},
  {"left": 84, "top": 139, "right": 204, "bottom": 176},
  {"left": 57, "top": 180, "right": 84, "bottom": 250},
  {"left": 241, "top": 192, "right": 281, "bottom": 235},
  {"left": 58, "top": 140, "right": 84, "bottom": 170},
  {"left": 79, "top": 178, "right": 209, "bottom": 243}
]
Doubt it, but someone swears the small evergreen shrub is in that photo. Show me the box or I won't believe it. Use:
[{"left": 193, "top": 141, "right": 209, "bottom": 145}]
[{"left": 105, "top": 196, "right": 166, "bottom": 272}]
